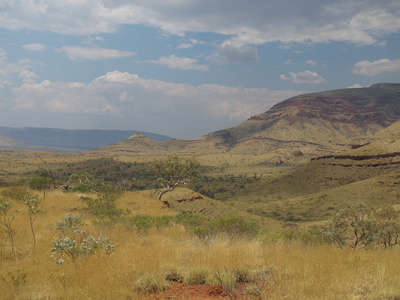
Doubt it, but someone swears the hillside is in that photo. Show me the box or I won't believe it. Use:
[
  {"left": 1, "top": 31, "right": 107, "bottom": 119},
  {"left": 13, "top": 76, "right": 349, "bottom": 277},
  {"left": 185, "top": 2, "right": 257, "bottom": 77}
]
[
  {"left": 222, "top": 122, "right": 400, "bottom": 222},
  {"left": 89, "top": 83, "right": 400, "bottom": 162}
]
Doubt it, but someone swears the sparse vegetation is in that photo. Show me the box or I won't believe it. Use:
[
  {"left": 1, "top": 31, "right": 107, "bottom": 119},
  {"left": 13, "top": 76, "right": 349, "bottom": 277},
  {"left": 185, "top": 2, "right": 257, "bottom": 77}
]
[
  {"left": 1, "top": 94, "right": 400, "bottom": 298},
  {"left": 0, "top": 190, "right": 399, "bottom": 299}
]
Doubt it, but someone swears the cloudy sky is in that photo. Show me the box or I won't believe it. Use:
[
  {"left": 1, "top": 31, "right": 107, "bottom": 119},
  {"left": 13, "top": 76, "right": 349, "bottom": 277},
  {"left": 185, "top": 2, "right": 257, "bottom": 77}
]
[{"left": 0, "top": 0, "right": 399, "bottom": 139}]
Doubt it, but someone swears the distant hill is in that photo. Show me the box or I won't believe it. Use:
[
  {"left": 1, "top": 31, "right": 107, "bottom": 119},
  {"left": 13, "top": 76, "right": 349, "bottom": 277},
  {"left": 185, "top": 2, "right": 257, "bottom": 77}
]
[
  {"left": 0, "top": 127, "right": 170, "bottom": 153},
  {"left": 89, "top": 83, "right": 400, "bottom": 160}
]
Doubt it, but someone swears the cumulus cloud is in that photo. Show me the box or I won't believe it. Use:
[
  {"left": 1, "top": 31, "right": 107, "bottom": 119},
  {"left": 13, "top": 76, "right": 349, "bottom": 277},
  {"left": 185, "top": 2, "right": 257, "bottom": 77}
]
[
  {"left": 352, "top": 58, "right": 400, "bottom": 76},
  {"left": 10, "top": 71, "right": 302, "bottom": 137},
  {"left": 19, "top": 70, "right": 39, "bottom": 84},
  {"left": 0, "top": 1, "right": 398, "bottom": 47},
  {"left": 280, "top": 71, "right": 326, "bottom": 84},
  {"left": 23, "top": 43, "right": 46, "bottom": 51},
  {"left": 147, "top": 55, "right": 209, "bottom": 71},
  {"left": 216, "top": 43, "right": 259, "bottom": 63},
  {"left": 0, "top": 48, "right": 35, "bottom": 88},
  {"left": 61, "top": 46, "right": 135, "bottom": 61}
]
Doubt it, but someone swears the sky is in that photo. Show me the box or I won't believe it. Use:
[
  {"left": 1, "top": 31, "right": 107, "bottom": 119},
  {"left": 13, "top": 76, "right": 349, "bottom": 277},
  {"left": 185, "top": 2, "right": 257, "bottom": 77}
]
[{"left": 0, "top": 1, "right": 399, "bottom": 139}]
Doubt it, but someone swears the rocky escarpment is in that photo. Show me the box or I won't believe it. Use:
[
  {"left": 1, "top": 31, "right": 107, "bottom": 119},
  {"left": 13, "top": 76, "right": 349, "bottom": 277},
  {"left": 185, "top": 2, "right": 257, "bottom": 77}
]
[{"left": 212, "top": 83, "right": 400, "bottom": 147}]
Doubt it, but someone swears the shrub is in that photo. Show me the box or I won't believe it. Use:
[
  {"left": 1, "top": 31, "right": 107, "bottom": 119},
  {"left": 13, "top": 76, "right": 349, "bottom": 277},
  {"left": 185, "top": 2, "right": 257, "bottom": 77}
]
[
  {"left": 122, "top": 215, "right": 176, "bottom": 232},
  {"left": 212, "top": 267, "right": 237, "bottom": 297},
  {"left": 163, "top": 265, "right": 183, "bottom": 282},
  {"left": 309, "top": 202, "right": 400, "bottom": 249},
  {"left": 187, "top": 216, "right": 259, "bottom": 240},
  {"left": 84, "top": 193, "right": 125, "bottom": 220},
  {"left": 51, "top": 213, "right": 115, "bottom": 264}
]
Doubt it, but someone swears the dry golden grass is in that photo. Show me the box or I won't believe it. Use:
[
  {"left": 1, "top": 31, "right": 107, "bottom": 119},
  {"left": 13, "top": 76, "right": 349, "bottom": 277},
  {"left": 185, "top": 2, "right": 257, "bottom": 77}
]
[{"left": 1, "top": 190, "right": 400, "bottom": 299}]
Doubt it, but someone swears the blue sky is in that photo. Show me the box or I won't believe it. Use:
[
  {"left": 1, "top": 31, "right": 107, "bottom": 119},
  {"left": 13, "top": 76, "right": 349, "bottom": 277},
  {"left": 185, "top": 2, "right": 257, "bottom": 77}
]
[{"left": 0, "top": 1, "right": 399, "bottom": 139}]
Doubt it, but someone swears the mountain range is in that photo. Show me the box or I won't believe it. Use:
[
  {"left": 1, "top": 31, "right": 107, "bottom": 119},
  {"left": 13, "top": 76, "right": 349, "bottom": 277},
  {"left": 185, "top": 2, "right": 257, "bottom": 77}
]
[
  {"left": 0, "top": 127, "right": 170, "bottom": 153},
  {"left": 87, "top": 83, "right": 400, "bottom": 161},
  {"left": 1, "top": 83, "right": 399, "bottom": 158}
]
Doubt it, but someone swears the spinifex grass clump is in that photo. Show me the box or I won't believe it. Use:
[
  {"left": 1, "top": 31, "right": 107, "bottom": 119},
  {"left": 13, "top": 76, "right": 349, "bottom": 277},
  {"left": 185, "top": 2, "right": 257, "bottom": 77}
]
[
  {"left": 51, "top": 213, "right": 115, "bottom": 264},
  {"left": 133, "top": 273, "right": 169, "bottom": 295}
]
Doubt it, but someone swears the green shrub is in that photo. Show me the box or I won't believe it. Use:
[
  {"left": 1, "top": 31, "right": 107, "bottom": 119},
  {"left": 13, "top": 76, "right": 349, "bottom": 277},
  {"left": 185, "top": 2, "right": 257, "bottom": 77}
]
[
  {"left": 51, "top": 213, "right": 115, "bottom": 264},
  {"left": 187, "top": 216, "right": 259, "bottom": 240},
  {"left": 83, "top": 193, "right": 125, "bottom": 220},
  {"left": 125, "top": 215, "right": 175, "bottom": 232},
  {"left": 175, "top": 212, "right": 205, "bottom": 227},
  {"left": 308, "top": 202, "right": 400, "bottom": 249}
]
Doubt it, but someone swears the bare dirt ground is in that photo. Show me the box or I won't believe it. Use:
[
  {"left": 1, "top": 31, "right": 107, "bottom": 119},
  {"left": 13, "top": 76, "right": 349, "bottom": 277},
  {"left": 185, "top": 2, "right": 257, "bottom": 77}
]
[{"left": 136, "top": 282, "right": 253, "bottom": 299}]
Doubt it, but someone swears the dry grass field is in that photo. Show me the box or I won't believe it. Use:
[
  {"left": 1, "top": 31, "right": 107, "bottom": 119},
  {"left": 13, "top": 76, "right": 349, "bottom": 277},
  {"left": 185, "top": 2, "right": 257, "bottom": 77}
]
[{"left": 1, "top": 190, "right": 400, "bottom": 299}]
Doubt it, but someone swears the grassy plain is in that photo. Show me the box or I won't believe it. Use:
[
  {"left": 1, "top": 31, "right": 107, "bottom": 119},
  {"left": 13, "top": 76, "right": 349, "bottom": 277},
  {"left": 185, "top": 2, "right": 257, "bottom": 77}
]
[
  {"left": 1, "top": 134, "right": 400, "bottom": 299},
  {"left": 1, "top": 190, "right": 400, "bottom": 299}
]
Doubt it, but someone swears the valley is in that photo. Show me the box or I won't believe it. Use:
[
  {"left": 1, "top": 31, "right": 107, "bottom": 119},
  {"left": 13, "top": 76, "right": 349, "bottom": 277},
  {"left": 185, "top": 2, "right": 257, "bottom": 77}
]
[{"left": 1, "top": 83, "right": 400, "bottom": 299}]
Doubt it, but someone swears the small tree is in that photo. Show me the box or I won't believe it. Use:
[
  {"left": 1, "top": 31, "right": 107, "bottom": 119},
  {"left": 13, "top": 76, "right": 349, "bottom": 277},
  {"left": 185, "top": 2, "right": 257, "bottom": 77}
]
[
  {"left": 0, "top": 200, "right": 19, "bottom": 261},
  {"left": 375, "top": 205, "right": 400, "bottom": 248},
  {"left": 68, "top": 172, "right": 115, "bottom": 193},
  {"left": 29, "top": 176, "right": 52, "bottom": 198},
  {"left": 22, "top": 194, "right": 45, "bottom": 258},
  {"left": 310, "top": 202, "right": 400, "bottom": 249},
  {"left": 148, "top": 156, "right": 200, "bottom": 203}
]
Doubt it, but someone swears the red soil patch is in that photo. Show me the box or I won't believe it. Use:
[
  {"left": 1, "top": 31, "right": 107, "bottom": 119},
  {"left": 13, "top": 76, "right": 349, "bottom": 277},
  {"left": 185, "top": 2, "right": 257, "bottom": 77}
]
[{"left": 136, "top": 282, "right": 250, "bottom": 300}]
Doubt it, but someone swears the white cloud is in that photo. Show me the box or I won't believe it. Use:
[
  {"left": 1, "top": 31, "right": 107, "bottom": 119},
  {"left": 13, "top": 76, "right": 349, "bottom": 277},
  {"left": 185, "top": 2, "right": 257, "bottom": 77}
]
[
  {"left": 19, "top": 70, "right": 39, "bottom": 84},
  {"left": 352, "top": 58, "right": 400, "bottom": 76},
  {"left": 147, "top": 55, "right": 209, "bottom": 71},
  {"left": 280, "top": 74, "right": 289, "bottom": 81},
  {"left": 12, "top": 79, "right": 119, "bottom": 114},
  {"left": 23, "top": 43, "right": 46, "bottom": 51},
  {"left": 176, "top": 43, "right": 193, "bottom": 49},
  {"left": 0, "top": 1, "right": 398, "bottom": 47},
  {"left": 177, "top": 38, "right": 205, "bottom": 49},
  {"left": 305, "top": 60, "right": 317, "bottom": 66},
  {"left": 61, "top": 46, "right": 135, "bottom": 61},
  {"left": 280, "top": 71, "right": 326, "bottom": 84},
  {"left": 0, "top": 48, "right": 35, "bottom": 88},
  {"left": 10, "top": 71, "right": 303, "bottom": 137}
]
